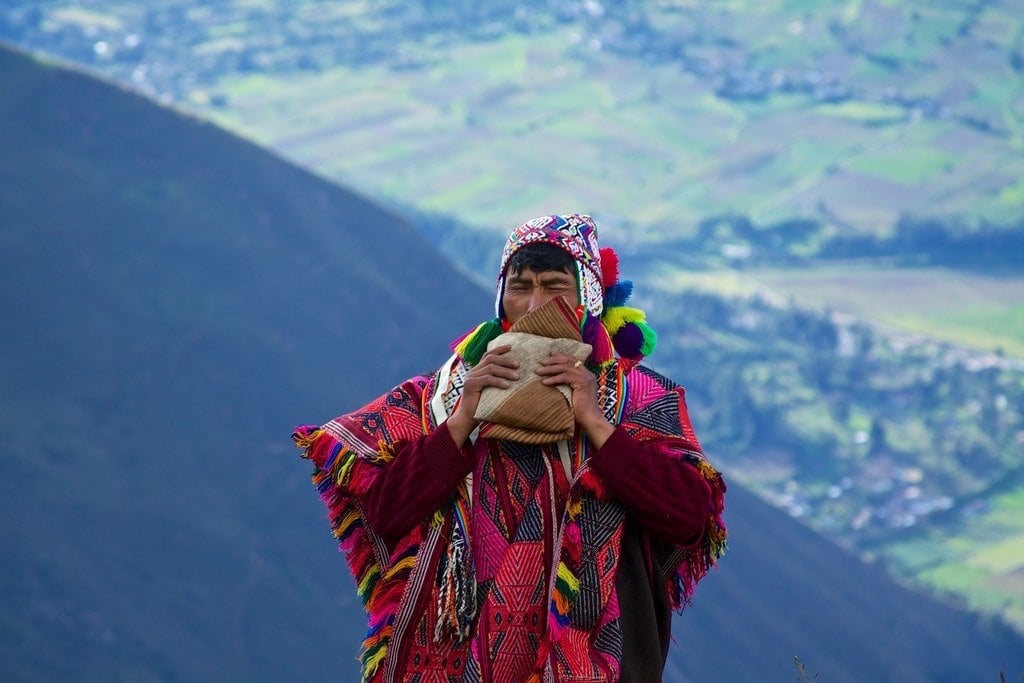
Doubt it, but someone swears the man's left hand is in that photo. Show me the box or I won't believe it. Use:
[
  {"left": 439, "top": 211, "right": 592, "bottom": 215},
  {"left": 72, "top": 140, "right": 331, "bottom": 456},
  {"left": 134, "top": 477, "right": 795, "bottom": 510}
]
[{"left": 536, "top": 353, "right": 615, "bottom": 448}]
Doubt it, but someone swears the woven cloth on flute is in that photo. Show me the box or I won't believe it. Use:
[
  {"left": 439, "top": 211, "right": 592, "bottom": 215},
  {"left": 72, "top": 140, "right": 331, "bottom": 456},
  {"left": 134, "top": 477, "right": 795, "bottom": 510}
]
[{"left": 474, "top": 296, "right": 592, "bottom": 444}]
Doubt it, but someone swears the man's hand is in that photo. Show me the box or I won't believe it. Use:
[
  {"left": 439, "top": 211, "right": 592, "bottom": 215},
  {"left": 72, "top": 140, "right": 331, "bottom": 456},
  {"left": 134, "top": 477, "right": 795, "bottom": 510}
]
[
  {"left": 536, "top": 353, "right": 615, "bottom": 448},
  {"left": 447, "top": 345, "right": 519, "bottom": 447}
]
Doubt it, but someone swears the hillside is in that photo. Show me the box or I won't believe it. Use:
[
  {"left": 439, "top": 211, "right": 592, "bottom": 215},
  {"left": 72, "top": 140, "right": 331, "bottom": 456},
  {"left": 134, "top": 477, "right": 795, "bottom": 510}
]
[
  {"left": 0, "top": 42, "right": 490, "bottom": 682},
  {"left": 2, "top": 43, "right": 1024, "bottom": 682}
]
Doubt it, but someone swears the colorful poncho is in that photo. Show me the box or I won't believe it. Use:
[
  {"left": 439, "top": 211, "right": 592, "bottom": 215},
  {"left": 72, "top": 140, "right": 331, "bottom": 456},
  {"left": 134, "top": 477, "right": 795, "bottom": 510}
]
[{"left": 293, "top": 354, "right": 727, "bottom": 682}]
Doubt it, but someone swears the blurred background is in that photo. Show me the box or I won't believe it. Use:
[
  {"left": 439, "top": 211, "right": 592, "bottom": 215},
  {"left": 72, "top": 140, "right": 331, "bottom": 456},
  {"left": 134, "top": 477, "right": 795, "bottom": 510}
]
[{"left": 2, "top": 2, "right": 1022, "bottom": 681}]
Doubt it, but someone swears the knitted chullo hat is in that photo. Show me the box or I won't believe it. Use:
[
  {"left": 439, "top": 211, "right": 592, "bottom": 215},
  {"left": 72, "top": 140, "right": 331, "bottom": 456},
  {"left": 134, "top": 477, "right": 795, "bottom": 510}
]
[
  {"left": 496, "top": 213, "right": 605, "bottom": 318},
  {"left": 454, "top": 213, "right": 657, "bottom": 367}
]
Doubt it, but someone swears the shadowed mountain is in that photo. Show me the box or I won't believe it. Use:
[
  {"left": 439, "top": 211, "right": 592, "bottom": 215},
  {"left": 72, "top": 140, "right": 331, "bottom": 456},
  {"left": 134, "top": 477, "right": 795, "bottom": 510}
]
[
  {"left": 1, "top": 42, "right": 490, "bottom": 682},
  {"left": 1, "top": 43, "right": 1021, "bottom": 682}
]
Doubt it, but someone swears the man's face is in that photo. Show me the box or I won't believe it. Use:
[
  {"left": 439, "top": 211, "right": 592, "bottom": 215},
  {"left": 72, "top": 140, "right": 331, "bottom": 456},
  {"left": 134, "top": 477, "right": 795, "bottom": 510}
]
[{"left": 501, "top": 267, "right": 579, "bottom": 324}]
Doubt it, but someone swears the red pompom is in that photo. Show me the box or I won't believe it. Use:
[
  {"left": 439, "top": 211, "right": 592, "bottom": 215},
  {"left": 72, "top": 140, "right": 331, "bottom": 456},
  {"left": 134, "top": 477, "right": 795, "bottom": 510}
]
[{"left": 599, "top": 246, "right": 620, "bottom": 287}]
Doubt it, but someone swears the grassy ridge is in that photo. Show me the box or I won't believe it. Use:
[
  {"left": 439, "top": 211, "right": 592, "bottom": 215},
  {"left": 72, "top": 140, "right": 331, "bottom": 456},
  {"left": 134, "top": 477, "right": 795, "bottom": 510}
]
[
  {"left": 205, "top": 41, "right": 1022, "bottom": 233},
  {"left": 883, "top": 481, "right": 1024, "bottom": 632},
  {"left": 646, "top": 268, "right": 1024, "bottom": 633}
]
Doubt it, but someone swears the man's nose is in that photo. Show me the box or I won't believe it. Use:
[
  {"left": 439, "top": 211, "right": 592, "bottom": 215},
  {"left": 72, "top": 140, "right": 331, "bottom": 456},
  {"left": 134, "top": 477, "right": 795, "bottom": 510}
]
[{"left": 528, "top": 287, "right": 548, "bottom": 311}]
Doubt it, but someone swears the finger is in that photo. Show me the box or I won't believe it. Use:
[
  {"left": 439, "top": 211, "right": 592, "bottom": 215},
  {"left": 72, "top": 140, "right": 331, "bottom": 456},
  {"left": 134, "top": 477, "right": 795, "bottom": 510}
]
[
  {"left": 471, "top": 358, "right": 519, "bottom": 381},
  {"left": 538, "top": 367, "right": 589, "bottom": 383},
  {"left": 469, "top": 370, "right": 519, "bottom": 388},
  {"left": 487, "top": 364, "right": 520, "bottom": 381},
  {"left": 483, "top": 344, "right": 513, "bottom": 359},
  {"left": 482, "top": 348, "right": 519, "bottom": 368},
  {"left": 487, "top": 355, "right": 520, "bottom": 370},
  {"left": 479, "top": 375, "right": 514, "bottom": 389},
  {"left": 535, "top": 359, "right": 582, "bottom": 375},
  {"left": 540, "top": 353, "right": 576, "bottom": 366}
]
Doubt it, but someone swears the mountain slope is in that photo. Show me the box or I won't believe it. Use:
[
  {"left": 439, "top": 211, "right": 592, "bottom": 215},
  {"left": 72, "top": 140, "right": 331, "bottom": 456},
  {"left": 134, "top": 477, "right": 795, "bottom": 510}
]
[
  {"left": 1, "top": 44, "right": 1022, "bottom": 682},
  {"left": 0, "top": 42, "right": 491, "bottom": 682}
]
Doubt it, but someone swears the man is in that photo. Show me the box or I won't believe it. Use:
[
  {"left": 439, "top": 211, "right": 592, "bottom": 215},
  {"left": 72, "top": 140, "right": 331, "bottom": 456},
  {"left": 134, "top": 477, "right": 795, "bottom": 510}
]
[{"left": 293, "top": 214, "right": 727, "bottom": 682}]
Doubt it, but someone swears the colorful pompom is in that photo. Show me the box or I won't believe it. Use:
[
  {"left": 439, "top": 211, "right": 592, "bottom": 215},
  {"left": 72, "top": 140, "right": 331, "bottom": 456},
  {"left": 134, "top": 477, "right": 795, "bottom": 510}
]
[
  {"left": 564, "top": 523, "right": 582, "bottom": 563},
  {"left": 552, "top": 562, "right": 580, "bottom": 623},
  {"left": 637, "top": 320, "right": 658, "bottom": 356},
  {"left": 599, "top": 246, "right": 620, "bottom": 287},
  {"left": 612, "top": 323, "right": 644, "bottom": 360},
  {"left": 601, "top": 306, "right": 646, "bottom": 336},
  {"left": 603, "top": 280, "right": 633, "bottom": 309},
  {"left": 614, "top": 321, "right": 657, "bottom": 359}
]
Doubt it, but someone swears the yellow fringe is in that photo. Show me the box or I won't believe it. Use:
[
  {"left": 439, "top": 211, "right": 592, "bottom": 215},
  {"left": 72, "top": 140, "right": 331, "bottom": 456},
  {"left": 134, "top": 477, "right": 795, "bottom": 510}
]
[
  {"left": 332, "top": 509, "right": 361, "bottom": 539},
  {"left": 292, "top": 427, "right": 324, "bottom": 450},
  {"left": 364, "top": 646, "right": 387, "bottom": 677},
  {"left": 383, "top": 554, "right": 416, "bottom": 580},
  {"left": 357, "top": 565, "right": 380, "bottom": 597},
  {"left": 695, "top": 458, "right": 719, "bottom": 481},
  {"left": 556, "top": 562, "right": 580, "bottom": 593},
  {"left": 335, "top": 451, "right": 358, "bottom": 486},
  {"left": 453, "top": 321, "right": 488, "bottom": 357},
  {"left": 370, "top": 440, "right": 397, "bottom": 464}
]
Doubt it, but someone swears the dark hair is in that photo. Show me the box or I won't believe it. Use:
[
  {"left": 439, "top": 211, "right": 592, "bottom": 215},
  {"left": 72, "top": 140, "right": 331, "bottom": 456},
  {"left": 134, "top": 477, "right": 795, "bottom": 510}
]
[{"left": 505, "top": 243, "right": 576, "bottom": 278}]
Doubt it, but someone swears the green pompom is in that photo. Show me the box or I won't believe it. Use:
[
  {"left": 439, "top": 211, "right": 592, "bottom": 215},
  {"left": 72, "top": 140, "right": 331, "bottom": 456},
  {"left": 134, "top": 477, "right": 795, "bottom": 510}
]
[{"left": 637, "top": 321, "right": 658, "bottom": 356}]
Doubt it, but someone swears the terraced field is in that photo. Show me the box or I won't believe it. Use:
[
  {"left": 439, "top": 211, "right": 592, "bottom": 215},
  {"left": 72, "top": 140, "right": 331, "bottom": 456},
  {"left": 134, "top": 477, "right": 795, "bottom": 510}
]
[{"left": 6, "top": 1, "right": 1024, "bottom": 236}]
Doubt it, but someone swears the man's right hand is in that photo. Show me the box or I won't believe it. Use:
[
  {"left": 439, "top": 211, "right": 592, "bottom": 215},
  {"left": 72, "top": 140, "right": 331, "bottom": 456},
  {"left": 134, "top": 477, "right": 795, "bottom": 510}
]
[{"left": 446, "top": 345, "right": 519, "bottom": 446}]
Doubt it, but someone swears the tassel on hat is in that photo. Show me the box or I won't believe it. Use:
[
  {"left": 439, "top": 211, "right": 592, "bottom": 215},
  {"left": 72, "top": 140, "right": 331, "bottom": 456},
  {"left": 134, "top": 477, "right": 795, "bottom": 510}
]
[{"left": 597, "top": 246, "right": 657, "bottom": 362}]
